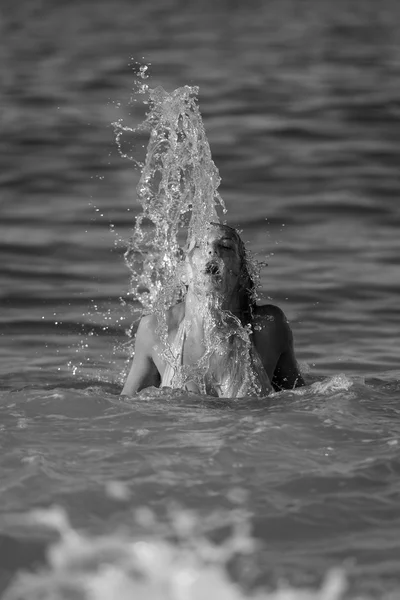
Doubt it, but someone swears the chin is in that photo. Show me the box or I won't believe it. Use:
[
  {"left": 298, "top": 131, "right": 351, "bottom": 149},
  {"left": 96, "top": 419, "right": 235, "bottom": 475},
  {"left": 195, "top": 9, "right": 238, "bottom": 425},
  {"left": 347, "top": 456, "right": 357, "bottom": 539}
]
[
  {"left": 209, "top": 281, "right": 236, "bottom": 299},
  {"left": 193, "top": 277, "right": 222, "bottom": 295}
]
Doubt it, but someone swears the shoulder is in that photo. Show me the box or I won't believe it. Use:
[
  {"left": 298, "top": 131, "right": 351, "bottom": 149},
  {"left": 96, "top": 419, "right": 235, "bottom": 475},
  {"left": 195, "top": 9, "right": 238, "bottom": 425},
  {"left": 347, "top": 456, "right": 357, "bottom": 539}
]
[
  {"left": 252, "top": 303, "right": 292, "bottom": 349},
  {"left": 136, "top": 312, "right": 158, "bottom": 335},
  {"left": 136, "top": 303, "right": 185, "bottom": 342},
  {"left": 133, "top": 313, "right": 158, "bottom": 356},
  {"left": 253, "top": 303, "right": 289, "bottom": 326}
]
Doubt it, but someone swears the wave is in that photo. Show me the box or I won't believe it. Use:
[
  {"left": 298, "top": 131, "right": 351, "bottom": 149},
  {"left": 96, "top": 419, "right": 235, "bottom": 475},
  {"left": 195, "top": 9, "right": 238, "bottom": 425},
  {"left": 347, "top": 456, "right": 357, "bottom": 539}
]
[{"left": 1, "top": 505, "right": 349, "bottom": 600}]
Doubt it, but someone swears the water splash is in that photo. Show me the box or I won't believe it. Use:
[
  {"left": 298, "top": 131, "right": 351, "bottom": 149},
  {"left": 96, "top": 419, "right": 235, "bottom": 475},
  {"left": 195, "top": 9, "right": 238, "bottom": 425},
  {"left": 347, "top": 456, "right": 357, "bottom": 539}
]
[
  {"left": 116, "top": 82, "right": 269, "bottom": 396},
  {"left": 310, "top": 374, "right": 354, "bottom": 395},
  {"left": 169, "top": 302, "right": 270, "bottom": 397},
  {"left": 122, "top": 85, "right": 225, "bottom": 313},
  {"left": 121, "top": 86, "right": 228, "bottom": 367}
]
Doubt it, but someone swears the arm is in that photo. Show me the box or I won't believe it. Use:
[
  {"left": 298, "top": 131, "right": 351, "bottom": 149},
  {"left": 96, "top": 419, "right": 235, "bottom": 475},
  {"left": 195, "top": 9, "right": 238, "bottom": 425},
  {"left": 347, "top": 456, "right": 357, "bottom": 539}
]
[
  {"left": 272, "top": 315, "right": 305, "bottom": 391},
  {"left": 121, "top": 315, "right": 161, "bottom": 396}
]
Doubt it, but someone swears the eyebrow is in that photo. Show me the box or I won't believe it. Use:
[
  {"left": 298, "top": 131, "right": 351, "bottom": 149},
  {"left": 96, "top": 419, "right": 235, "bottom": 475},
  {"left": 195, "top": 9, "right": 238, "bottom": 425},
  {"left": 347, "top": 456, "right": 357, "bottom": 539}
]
[{"left": 192, "top": 234, "right": 236, "bottom": 246}]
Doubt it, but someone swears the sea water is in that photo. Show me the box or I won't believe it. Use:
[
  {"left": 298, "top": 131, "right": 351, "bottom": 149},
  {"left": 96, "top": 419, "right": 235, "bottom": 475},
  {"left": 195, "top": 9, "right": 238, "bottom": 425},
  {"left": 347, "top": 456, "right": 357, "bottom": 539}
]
[
  {"left": 2, "top": 377, "right": 400, "bottom": 599},
  {"left": 1, "top": 0, "right": 400, "bottom": 597}
]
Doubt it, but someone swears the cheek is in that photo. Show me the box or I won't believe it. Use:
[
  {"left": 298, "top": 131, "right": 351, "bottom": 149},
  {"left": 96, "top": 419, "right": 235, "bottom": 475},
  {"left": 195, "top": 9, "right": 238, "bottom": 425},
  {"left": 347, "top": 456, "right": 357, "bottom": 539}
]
[{"left": 226, "top": 255, "right": 242, "bottom": 274}]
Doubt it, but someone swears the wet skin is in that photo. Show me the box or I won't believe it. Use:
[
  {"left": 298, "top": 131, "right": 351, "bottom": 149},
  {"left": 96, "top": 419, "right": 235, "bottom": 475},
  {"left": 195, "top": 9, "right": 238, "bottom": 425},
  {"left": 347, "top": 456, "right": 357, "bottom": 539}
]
[{"left": 122, "top": 224, "right": 305, "bottom": 397}]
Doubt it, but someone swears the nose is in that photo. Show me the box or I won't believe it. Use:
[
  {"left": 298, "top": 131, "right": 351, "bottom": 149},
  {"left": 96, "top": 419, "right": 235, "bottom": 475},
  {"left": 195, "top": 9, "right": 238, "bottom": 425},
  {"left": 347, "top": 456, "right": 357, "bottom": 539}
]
[{"left": 207, "top": 242, "right": 218, "bottom": 257}]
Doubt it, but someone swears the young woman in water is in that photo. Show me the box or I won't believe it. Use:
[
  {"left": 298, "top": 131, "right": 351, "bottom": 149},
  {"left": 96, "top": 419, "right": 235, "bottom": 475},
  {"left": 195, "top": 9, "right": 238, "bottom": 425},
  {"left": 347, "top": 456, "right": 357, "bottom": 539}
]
[{"left": 122, "top": 223, "right": 304, "bottom": 397}]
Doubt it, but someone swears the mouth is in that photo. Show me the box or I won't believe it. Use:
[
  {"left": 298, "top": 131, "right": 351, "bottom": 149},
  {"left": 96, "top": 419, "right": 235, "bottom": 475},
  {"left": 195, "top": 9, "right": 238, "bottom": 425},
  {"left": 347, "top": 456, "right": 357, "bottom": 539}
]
[{"left": 204, "top": 262, "right": 222, "bottom": 280}]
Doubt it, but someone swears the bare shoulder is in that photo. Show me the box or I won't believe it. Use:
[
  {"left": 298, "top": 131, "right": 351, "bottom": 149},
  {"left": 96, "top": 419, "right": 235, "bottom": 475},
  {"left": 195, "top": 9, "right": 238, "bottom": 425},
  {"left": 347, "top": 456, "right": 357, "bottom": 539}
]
[
  {"left": 136, "top": 312, "right": 158, "bottom": 337},
  {"left": 252, "top": 304, "right": 304, "bottom": 389},
  {"left": 136, "top": 303, "right": 184, "bottom": 345},
  {"left": 252, "top": 303, "right": 292, "bottom": 352},
  {"left": 121, "top": 312, "right": 161, "bottom": 396},
  {"left": 253, "top": 303, "right": 289, "bottom": 327},
  {"left": 130, "top": 313, "right": 156, "bottom": 358}
]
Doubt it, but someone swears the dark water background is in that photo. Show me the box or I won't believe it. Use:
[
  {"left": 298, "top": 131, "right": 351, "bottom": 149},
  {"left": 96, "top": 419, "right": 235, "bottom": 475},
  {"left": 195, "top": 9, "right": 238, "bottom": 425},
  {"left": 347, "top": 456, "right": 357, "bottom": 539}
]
[{"left": 1, "top": 0, "right": 400, "bottom": 597}]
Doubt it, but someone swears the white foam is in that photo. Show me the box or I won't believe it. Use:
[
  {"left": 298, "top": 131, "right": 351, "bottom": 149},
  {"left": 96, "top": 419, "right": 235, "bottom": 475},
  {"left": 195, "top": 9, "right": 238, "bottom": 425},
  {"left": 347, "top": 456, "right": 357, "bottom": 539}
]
[
  {"left": 3, "top": 506, "right": 354, "bottom": 600},
  {"left": 310, "top": 374, "right": 354, "bottom": 395}
]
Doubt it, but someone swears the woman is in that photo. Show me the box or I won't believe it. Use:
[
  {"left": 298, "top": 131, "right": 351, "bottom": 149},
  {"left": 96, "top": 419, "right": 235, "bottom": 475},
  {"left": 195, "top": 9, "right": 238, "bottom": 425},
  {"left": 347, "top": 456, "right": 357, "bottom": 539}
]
[{"left": 122, "top": 223, "right": 304, "bottom": 397}]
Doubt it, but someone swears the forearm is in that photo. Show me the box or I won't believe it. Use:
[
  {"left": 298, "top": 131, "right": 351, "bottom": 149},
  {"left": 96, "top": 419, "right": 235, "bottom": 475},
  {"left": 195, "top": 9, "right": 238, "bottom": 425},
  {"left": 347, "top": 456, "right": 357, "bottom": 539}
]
[{"left": 121, "top": 357, "right": 161, "bottom": 396}]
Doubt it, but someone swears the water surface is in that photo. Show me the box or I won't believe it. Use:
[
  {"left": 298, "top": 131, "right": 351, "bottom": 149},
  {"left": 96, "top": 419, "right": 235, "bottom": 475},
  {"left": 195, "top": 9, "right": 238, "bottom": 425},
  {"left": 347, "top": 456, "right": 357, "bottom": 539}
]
[{"left": 1, "top": 1, "right": 400, "bottom": 597}]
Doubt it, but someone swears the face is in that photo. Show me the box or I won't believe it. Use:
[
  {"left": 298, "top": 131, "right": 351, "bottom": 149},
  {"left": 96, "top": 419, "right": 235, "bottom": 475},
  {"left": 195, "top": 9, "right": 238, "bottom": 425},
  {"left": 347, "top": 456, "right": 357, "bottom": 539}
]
[{"left": 185, "top": 224, "right": 244, "bottom": 296}]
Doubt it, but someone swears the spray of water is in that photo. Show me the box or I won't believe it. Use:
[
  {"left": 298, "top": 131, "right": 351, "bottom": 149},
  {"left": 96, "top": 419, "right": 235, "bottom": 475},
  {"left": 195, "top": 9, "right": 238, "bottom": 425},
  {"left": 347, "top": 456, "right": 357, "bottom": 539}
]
[
  {"left": 121, "top": 85, "right": 225, "bottom": 308},
  {"left": 115, "top": 78, "right": 269, "bottom": 396}
]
